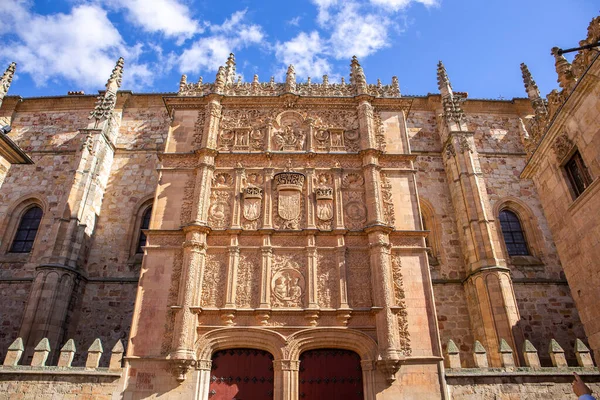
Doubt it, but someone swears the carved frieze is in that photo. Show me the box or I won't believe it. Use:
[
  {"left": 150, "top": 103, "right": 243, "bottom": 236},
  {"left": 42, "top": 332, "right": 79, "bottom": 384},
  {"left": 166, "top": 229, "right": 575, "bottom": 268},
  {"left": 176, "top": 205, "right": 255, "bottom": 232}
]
[
  {"left": 317, "top": 253, "right": 338, "bottom": 309},
  {"left": 380, "top": 172, "right": 396, "bottom": 226},
  {"left": 346, "top": 251, "right": 372, "bottom": 308},
  {"left": 193, "top": 110, "right": 205, "bottom": 148},
  {"left": 552, "top": 133, "right": 574, "bottom": 162},
  {"left": 201, "top": 253, "right": 227, "bottom": 307},
  {"left": 236, "top": 252, "right": 260, "bottom": 308},
  {"left": 391, "top": 254, "right": 411, "bottom": 356},
  {"left": 271, "top": 254, "right": 306, "bottom": 308},
  {"left": 179, "top": 174, "right": 196, "bottom": 224}
]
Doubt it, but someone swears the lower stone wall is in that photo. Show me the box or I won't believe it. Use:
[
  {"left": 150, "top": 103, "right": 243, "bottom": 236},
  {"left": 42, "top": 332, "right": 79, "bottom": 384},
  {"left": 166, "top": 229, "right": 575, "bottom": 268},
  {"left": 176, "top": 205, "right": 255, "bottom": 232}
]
[
  {"left": 0, "top": 281, "right": 31, "bottom": 362},
  {"left": 0, "top": 369, "right": 121, "bottom": 400},
  {"left": 447, "top": 370, "right": 600, "bottom": 400}
]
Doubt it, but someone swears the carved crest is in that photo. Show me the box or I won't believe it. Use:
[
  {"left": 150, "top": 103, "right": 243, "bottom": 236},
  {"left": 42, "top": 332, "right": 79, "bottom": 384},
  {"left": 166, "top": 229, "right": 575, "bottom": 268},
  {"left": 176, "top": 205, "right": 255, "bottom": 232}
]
[
  {"left": 315, "top": 187, "right": 334, "bottom": 221},
  {"left": 243, "top": 186, "right": 262, "bottom": 221},
  {"left": 274, "top": 171, "right": 305, "bottom": 228}
]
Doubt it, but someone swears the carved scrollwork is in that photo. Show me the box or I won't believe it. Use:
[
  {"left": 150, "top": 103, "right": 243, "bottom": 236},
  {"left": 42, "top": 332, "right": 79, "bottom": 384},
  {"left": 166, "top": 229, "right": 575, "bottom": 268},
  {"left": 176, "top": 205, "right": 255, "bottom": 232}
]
[
  {"left": 391, "top": 254, "right": 411, "bottom": 356},
  {"left": 380, "top": 172, "right": 396, "bottom": 226}
]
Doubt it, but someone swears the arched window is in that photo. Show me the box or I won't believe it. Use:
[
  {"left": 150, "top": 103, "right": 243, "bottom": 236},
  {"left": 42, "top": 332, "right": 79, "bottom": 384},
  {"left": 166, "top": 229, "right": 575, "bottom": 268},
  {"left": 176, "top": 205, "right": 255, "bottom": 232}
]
[
  {"left": 499, "top": 210, "right": 529, "bottom": 256},
  {"left": 136, "top": 206, "right": 152, "bottom": 253},
  {"left": 10, "top": 206, "right": 43, "bottom": 253}
]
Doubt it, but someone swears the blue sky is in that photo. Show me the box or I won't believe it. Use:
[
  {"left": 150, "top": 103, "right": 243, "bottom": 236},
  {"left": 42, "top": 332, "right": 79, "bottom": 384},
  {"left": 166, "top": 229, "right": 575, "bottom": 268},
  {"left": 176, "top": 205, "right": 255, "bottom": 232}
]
[{"left": 0, "top": 0, "right": 597, "bottom": 99}]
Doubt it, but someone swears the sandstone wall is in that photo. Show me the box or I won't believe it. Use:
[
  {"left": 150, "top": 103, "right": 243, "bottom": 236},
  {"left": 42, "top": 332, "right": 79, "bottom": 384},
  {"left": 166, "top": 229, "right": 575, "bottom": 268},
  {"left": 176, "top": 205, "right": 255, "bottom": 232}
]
[{"left": 0, "top": 282, "right": 30, "bottom": 362}]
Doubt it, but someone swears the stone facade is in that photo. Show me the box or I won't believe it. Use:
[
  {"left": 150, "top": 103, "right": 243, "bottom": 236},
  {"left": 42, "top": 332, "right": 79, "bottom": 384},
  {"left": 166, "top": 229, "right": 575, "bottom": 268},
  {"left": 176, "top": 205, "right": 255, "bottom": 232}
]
[{"left": 0, "top": 16, "right": 598, "bottom": 399}]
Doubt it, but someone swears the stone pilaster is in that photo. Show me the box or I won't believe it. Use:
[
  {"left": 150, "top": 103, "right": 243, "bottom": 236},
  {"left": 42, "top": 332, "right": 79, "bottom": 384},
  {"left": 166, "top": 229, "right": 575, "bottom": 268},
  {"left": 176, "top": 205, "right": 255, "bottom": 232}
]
[
  {"left": 258, "top": 235, "right": 273, "bottom": 309},
  {"left": 336, "top": 235, "right": 350, "bottom": 309},
  {"left": 305, "top": 168, "right": 316, "bottom": 229},
  {"left": 224, "top": 235, "right": 240, "bottom": 308},
  {"left": 274, "top": 360, "right": 300, "bottom": 400},
  {"left": 436, "top": 62, "right": 522, "bottom": 366},
  {"left": 306, "top": 234, "right": 318, "bottom": 309},
  {"left": 262, "top": 168, "right": 274, "bottom": 229},
  {"left": 332, "top": 166, "right": 345, "bottom": 229}
]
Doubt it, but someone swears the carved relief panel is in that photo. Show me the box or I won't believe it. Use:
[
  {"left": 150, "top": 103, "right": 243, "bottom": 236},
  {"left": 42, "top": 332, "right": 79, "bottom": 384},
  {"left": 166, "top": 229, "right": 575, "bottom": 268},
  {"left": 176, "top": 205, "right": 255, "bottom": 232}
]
[
  {"left": 342, "top": 172, "right": 367, "bottom": 230},
  {"left": 317, "top": 252, "right": 338, "bottom": 309},
  {"left": 208, "top": 172, "right": 234, "bottom": 229},
  {"left": 271, "top": 253, "right": 306, "bottom": 308},
  {"left": 311, "top": 109, "right": 360, "bottom": 153},
  {"left": 218, "top": 108, "right": 274, "bottom": 152},
  {"left": 201, "top": 252, "right": 227, "bottom": 307},
  {"left": 236, "top": 251, "right": 261, "bottom": 308},
  {"left": 380, "top": 172, "right": 396, "bottom": 226},
  {"left": 272, "top": 111, "right": 308, "bottom": 151},
  {"left": 346, "top": 250, "right": 373, "bottom": 307}
]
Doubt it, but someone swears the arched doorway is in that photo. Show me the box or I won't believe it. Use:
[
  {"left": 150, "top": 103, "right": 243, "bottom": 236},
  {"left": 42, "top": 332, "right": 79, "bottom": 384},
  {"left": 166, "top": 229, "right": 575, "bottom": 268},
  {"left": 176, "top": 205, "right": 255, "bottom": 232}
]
[
  {"left": 299, "top": 349, "right": 363, "bottom": 399},
  {"left": 208, "top": 348, "right": 274, "bottom": 399}
]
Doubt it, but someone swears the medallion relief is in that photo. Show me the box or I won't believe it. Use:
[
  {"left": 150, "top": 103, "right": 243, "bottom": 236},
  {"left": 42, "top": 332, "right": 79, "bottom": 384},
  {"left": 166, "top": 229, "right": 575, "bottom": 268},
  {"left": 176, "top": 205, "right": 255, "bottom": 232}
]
[
  {"left": 272, "top": 111, "right": 307, "bottom": 151},
  {"left": 271, "top": 255, "right": 306, "bottom": 308},
  {"left": 207, "top": 191, "right": 231, "bottom": 229},
  {"left": 344, "top": 193, "right": 367, "bottom": 230}
]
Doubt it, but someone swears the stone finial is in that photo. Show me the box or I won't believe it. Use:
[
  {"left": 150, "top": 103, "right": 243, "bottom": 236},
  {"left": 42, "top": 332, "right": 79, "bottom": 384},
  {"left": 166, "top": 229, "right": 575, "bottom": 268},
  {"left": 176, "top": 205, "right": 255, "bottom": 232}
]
[
  {"left": 285, "top": 65, "right": 296, "bottom": 93},
  {"left": 89, "top": 57, "right": 124, "bottom": 122},
  {"left": 436, "top": 61, "right": 453, "bottom": 97},
  {"left": 473, "top": 340, "right": 488, "bottom": 368},
  {"left": 518, "top": 118, "right": 530, "bottom": 140},
  {"left": 214, "top": 66, "right": 226, "bottom": 94},
  {"left": 3, "top": 337, "right": 24, "bottom": 366},
  {"left": 109, "top": 340, "right": 125, "bottom": 370},
  {"left": 522, "top": 340, "right": 541, "bottom": 368},
  {"left": 350, "top": 56, "right": 367, "bottom": 95},
  {"left": 575, "top": 339, "right": 594, "bottom": 368},
  {"left": 31, "top": 338, "right": 51, "bottom": 367},
  {"left": 549, "top": 339, "right": 568, "bottom": 367},
  {"left": 551, "top": 47, "right": 577, "bottom": 91},
  {"left": 520, "top": 63, "right": 548, "bottom": 118},
  {"left": 391, "top": 76, "right": 400, "bottom": 97},
  {"left": 446, "top": 339, "right": 461, "bottom": 369},
  {"left": 179, "top": 74, "right": 187, "bottom": 92},
  {"left": 85, "top": 338, "right": 104, "bottom": 368},
  {"left": 224, "top": 53, "right": 236, "bottom": 85},
  {"left": 57, "top": 339, "right": 77, "bottom": 367},
  {"left": 499, "top": 339, "right": 515, "bottom": 368},
  {"left": 0, "top": 62, "right": 16, "bottom": 103},
  {"left": 323, "top": 74, "right": 329, "bottom": 86}
]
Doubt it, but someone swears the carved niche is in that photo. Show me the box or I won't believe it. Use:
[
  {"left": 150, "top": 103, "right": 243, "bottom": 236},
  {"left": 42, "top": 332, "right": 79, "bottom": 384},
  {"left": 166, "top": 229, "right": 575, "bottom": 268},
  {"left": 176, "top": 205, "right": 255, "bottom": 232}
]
[
  {"left": 242, "top": 172, "right": 264, "bottom": 230},
  {"left": 208, "top": 172, "right": 233, "bottom": 229},
  {"left": 342, "top": 172, "right": 367, "bottom": 230},
  {"left": 391, "top": 254, "right": 411, "bottom": 356},
  {"left": 315, "top": 173, "right": 334, "bottom": 231},
  {"left": 273, "top": 170, "right": 305, "bottom": 230},
  {"left": 271, "top": 254, "right": 306, "bottom": 308},
  {"left": 272, "top": 111, "right": 308, "bottom": 151}
]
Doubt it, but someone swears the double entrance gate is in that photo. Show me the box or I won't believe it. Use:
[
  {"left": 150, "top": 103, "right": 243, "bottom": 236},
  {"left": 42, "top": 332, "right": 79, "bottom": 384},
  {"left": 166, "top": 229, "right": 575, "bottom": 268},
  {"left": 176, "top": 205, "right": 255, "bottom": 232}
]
[{"left": 208, "top": 348, "right": 363, "bottom": 399}]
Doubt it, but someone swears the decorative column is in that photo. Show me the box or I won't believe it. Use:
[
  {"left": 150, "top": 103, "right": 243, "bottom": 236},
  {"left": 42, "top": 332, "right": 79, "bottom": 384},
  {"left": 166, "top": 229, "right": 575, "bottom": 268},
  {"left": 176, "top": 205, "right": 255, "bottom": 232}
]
[
  {"left": 196, "top": 359, "right": 213, "bottom": 400},
  {"left": 305, "top": 168, "right": 317, "bottom": 229},
  {"left": 224, "top": 235, "right": 240, "bottom": 309},
  {"left": 274, "top": 360, "right": 300, "bottom": 400},
  {"left": 360, "top": 360, "right": 377, "bottom": 400},
  {"left": 258, "top": 234, "right": 273, "bottom": 311},
  {"left": 332, "top": 165, "right": 345, "bottom": 229},
  {"left": 336, "top": 235, "right": 350, "bottom": 310},
  {"left": 231, "top": 163, "right": 244, "bottom": 229},
  {"left": 262, "top": 168, "right": 274, "bottom": 229},
  {"left": 306, "top": 234, "right": 318, "bottom": 310},
  {"left": 435, "top": 62, "right": 522, "bottom": 366}
]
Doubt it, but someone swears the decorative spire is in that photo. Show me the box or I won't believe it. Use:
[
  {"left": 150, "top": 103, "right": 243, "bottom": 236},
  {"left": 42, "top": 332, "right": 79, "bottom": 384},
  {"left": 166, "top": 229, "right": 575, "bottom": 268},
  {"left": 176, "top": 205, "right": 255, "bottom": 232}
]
[
  {"left": 551, "top": 47, "right": 577, "bottom": 91},
  {"left": 224, "top": 53, "right": 236, "bottom": 85},
  {"left": 436, "top": 61, "right": 453, "bottom": 97},
  {"left": 89, "top": 57, "right": 124, "bottom": 122},
  {"left": 179, "top": 74, "right": 187, "bottom": 93},
  {"left": 215, "top": 66, "right": 226, "bottom": 93},
  {"left": 285, "top": 65, "right": 296, "bottom": 93},
  {"left": 323, "top": 74, "right": 329, "bottom": 86},
  {"left": 520, "top": 62, "right": 548, "bottom": 117},
  {"left": 350, "top": 56, "right": 367, "bottom": 95},
  {"left": 0, "top": 62, "right": 16, "bottom": 103}
]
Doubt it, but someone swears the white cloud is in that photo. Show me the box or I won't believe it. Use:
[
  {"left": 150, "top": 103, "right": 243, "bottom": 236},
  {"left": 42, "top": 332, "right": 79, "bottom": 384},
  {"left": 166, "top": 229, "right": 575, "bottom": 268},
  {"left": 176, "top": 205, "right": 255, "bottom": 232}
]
[
  {"left": 369, "top": 0, "right": 438, "bottom": 11},
  {"left": 178, "top": 10, "right": 265, "bottom": 75},
  {"left": 275, "top": 31, "right": 331, "bottom": 79},
  {"left": 0, "top": 2, "right": 154, "bottom": 90},
  {"left": 287, "top": 16, "right": 302, "bottom": 27},
  {"left": 101, "top": 0, "right": 201, "bottom": 41}
]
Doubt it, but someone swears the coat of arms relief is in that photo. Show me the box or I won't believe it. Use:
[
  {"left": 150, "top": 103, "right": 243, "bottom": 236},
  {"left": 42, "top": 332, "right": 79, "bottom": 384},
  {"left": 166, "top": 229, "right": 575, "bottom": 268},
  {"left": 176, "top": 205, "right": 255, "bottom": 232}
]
[
  {"left": 241, "top": 172, "right": 264, "bottom": 230},
  {"left": 273, "top": 170, "right": 305, "bottom": 230}
]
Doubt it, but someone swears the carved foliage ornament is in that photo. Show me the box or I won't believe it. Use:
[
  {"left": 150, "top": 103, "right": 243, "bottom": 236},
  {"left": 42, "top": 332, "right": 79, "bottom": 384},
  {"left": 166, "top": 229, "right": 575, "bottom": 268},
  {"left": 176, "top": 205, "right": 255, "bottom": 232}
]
[
  {"left": 380, "top": 172, "right": 396, "bottom": 226},
  {"left": 552, "top": 133, "right": 574, "bottom": 162}
]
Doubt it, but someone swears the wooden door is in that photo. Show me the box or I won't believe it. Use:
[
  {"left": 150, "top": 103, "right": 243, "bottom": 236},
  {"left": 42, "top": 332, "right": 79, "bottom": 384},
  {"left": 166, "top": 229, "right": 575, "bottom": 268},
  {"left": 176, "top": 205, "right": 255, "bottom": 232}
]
[
  {"left": 299, "top": 349, "right": 363, "bottom": 399},
  {"left": 209, "top": 349, "right": 274, "bottom": 399}
]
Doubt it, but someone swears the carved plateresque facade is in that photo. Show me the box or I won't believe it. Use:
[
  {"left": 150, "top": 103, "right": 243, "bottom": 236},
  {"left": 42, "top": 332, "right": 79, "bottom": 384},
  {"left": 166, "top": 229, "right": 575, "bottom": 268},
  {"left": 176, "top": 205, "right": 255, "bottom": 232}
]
[{"left": 0, "top": 28, "right": 598, "bottom": 397}]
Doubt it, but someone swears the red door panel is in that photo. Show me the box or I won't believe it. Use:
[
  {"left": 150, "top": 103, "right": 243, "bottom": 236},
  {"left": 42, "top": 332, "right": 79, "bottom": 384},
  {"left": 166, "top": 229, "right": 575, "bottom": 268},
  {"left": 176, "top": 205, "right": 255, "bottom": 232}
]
[
  {"left": 299, "top": 349, "right": 363, "bottom": 399},
  {"left": 209, "top": 349, "right": 274, "bottom": 400}
]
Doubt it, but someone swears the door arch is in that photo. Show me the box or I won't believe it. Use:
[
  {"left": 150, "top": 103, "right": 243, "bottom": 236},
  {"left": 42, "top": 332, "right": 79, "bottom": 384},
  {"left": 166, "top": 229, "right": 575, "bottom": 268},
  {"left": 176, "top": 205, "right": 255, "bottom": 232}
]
[
  {"left": 299, "top": 349, "right": 363, "bottom": 399},
  {"left": 209, "top": 348, "right": 274, "bottom": 399}
]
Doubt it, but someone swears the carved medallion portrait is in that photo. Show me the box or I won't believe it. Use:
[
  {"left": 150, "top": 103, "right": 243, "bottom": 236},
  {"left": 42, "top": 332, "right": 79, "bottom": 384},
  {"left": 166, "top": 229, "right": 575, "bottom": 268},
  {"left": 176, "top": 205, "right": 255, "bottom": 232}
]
[{"left": 271, "top": 265, "right": 305, "bottom": 308}]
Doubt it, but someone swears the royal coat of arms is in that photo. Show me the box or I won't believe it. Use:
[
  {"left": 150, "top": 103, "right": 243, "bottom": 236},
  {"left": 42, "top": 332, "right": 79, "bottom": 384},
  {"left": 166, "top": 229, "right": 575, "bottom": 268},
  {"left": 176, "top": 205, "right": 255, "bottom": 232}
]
[{"left": 273, "top": 171, "right": 305, "bottom": 229}]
